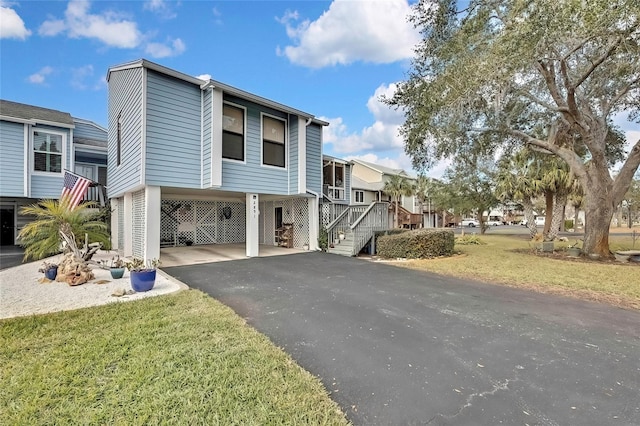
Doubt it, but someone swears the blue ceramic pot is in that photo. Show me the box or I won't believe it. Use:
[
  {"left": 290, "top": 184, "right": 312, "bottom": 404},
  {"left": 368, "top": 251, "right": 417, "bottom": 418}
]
[
  {"left": 130, "top": 270, "right": 156, "bottom": 292},
  {"left": 44, "top": 267, "right": 58, "bottom": 280},
  {"left": 110, "top": 267, "right": 125, "bottom": 279}
]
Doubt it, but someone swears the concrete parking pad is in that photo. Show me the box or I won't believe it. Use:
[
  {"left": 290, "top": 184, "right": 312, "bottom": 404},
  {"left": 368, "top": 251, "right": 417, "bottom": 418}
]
[
  {"left": 160, "top": 243, "right": 305, "bottom": 267},
  {"left": 164, "top": 252, "right": 640, "bottom": 425}
]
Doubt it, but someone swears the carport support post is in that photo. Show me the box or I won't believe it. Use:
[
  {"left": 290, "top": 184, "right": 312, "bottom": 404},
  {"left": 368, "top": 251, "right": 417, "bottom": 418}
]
[
  {"left": 246, "top": 193, "right": 259, "bottom": 257},
  {"left": 144, "top": 186, "right": 161, "bottom": 261}
]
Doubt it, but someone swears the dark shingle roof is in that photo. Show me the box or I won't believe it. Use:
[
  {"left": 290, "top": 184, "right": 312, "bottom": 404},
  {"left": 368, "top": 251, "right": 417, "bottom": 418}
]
[{"left": 0, "top": 99, "right": 74, "bottom": 126}]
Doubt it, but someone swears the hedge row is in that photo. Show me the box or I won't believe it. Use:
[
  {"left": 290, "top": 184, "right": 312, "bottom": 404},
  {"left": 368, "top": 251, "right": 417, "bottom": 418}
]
[{"left": 376, "top": 229, "right": 455, "bottom": 259}]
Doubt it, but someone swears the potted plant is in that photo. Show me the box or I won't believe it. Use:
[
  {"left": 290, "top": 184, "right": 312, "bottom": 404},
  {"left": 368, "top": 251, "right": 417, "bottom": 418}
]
[
  {"left": 567, "top": 241, "right": 581, "bottom": 258},
  {"left": 38, "top": 260, "right": 58, "bottom": 280},
  {"left": 109, "top": 255, "right": 126, "bottom": 279},
  {"left": 126, "top": 258, "right": 161, "bottom": 292}
]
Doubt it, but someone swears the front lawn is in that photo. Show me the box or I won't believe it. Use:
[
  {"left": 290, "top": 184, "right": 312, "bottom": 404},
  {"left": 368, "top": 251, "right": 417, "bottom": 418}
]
[
  {"left": 400, "top": 234, "right": 640, "bottom": 310},
  {"left": 0, "top": 290, "right": 349, "bottom": 425}
]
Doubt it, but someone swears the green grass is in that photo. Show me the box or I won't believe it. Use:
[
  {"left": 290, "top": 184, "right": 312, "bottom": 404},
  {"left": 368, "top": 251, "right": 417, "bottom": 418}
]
[
  {"left": 0, "top": 290, "right": 349, "bottom": 425},
  {"left": 401, "top": 234, "right": 640, "bottom": 310}
]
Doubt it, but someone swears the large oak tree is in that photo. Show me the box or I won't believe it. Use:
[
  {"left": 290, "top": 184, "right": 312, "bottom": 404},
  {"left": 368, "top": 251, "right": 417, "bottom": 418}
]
[{"left": 388, "top": 0, "right": 640, "bottom": 256}]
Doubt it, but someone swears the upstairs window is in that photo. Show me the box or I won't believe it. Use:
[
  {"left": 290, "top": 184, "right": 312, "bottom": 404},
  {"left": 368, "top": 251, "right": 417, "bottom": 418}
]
[
  {"left": 263, "top": 115, "right": 286, "bottom": 168},
  {"left": 222, "top": 104, "right": 245, "bottom": 161},
  {"left": 355, "top": 190, "right": 364, "bottom": 203},
  {"left": 33, "top": 131, "right": 63, "bottom": 173}
]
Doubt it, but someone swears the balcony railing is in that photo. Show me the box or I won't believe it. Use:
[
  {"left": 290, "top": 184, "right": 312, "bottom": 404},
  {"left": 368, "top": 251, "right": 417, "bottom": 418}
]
[{"left": 323, "top": 184, "right": 346, "bottom": 201}]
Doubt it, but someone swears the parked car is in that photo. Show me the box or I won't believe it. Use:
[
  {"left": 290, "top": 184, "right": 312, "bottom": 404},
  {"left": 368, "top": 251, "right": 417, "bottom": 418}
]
[
  {"left": 486, "top": 220, "right": 502, "bottom": 226},
  {"left": 521, "top": 217, "right": 546, "bottom": 226},
  {"left": 460, "top": 218, "right": 480, "bottom": 227}
]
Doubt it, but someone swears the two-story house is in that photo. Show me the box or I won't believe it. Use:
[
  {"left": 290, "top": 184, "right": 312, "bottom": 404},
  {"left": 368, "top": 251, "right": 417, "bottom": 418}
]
[
  {"left": 350, "top": 159, "right": 422, "bottom": 228},
  {"left": 0, "top": 100, "right": 107, "bottom": 246},
  {"left": 106, "top": 59, "right": 327, "bottom": 261}
]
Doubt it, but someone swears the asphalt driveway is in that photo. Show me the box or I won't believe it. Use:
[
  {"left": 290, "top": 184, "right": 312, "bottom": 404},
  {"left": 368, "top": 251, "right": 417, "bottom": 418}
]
[{"left": 164, "top": 252, "right": 640, "bottom": 425}]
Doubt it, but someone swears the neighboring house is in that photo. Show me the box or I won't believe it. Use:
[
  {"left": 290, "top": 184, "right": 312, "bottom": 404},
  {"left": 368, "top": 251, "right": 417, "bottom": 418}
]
[
  {"left": 350, "top": 159, "right": 422, "bottom": 228},
  {"left": 106, "top": 59, "right": 327, "bottom": 261},
  {"left": 350, "top": 159, "right": 419, "bottom": 212},
  {"left": 0, "top": 100, "right": 107, "bottom": 246}
]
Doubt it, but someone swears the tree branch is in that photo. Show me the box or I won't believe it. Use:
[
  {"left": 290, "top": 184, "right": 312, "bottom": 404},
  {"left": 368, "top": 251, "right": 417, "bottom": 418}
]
[
  {"left": 612, "top": 138, "right": 640, "bottom": 204},
  {"left": 603, "top": 77, "right": 640, "bottom": 117},
  {"left": 507, "top": 128, "right": 588, "bottom": 180},
  {"left": 536, "top": 60, "right": 570, "bottom": 112},
  {"left": 574, "top": 36, "right": 622, "bottom": 89}
]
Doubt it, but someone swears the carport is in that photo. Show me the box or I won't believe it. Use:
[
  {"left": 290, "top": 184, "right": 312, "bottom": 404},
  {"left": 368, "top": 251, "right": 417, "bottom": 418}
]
[{"left": 159, "top": 243, "right": 307, "bottom": 267}]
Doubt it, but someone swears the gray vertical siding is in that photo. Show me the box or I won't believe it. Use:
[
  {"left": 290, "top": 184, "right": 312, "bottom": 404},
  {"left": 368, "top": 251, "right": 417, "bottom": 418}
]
[
  {"left": 0, "top": 120, "right": 25, "bottom": 196},
  {"left": 202, "top": 89, "right": 212, "bottom": 188},
  {"left": 145, "top": 70, "right": 202, "bottom": 187},
  {"left": 108, "top": 67, "right": 144, "bottom": 197},
  {"left": 289, "top": 115, "right": 298, "bottom": 194},
  {"left": 73, "top": 120, "right": 106, "bottom": 141},
  {"left": 306, "top": 123, "right": 322, "bottom": 195},
  {"left": 221, "top": 96, "right": 290, "bottom": 194}
]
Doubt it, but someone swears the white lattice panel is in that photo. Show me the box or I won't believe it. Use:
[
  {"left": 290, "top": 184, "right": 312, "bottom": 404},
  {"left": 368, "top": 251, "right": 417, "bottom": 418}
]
[
  {"left": 161, "top": 199, "right": 246, "bottom": 246},
  {"left": 263, "top": 201, "right": 274, "bottom": 245},
  {"left": 160, "top": 200, "right": 181, "bottom": 247},
  {"left": 217, "top": 201, "right": 245, "bottom": 243},
  {"left": 292, "top": 198, "right": 309, "bottom": 248},
  {"left": 117, "top": 197, "right": 124, "bottom": 251},
  {"left": 259, "top": 201, "right": 266, "bottom": 244},
  {"left": 132, "top": 189, "right": 145, "bottom": 258},
  {"left": 195, "top": 201, "right": 217, "bottom": 245}
]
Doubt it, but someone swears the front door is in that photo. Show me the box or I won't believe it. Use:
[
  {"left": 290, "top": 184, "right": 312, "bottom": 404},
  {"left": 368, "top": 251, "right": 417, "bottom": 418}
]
[
  {"left": 275, "top": 207, "right": 283, "bottom": 229},
  {"left": 0, "top": 207, "right": 15, "bottom": 245}
]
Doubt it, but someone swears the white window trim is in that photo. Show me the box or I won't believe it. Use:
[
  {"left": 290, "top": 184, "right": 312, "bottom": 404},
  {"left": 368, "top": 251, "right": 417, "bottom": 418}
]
[
  {"left": 260, "top": 112, "right": 288, "bottom": 170},
  {"left": 31, "top": 127, "right": 66, "bottom": 176},
  {"left": 355, "top": 190, "right": 365, "bottom": 204},
  {"left": 221, "top": 101, "right": 247, "bottom": 164}
]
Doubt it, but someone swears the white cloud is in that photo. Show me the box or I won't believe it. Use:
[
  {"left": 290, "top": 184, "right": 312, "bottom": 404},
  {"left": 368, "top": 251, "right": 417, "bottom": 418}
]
[
  {"left": 277, "top": 0, "right": 419, "bottom": 68},
  {"left": 38, "top": 18, "right": 65, "bottom": 36},
  {"left": 70, "top": 64, "right": 97, "bottom": 90},
  {"left": 321, "top": 83, "right": 404, "bottom": 154},
  {"left": 145, "top": 37, "right": 186, "bottom": 58},
  {"left": 39, "top": 0, "right": 141, "bottom": 48},
  {"left": 0, "top": 4, "right": 32, "bottom": 39},
  {"left": 211, "top": 7, "right": 223, "bottom": 25},
  {"left": 28, "top": 66, "right": 54, "bottom": 84},
  {"left": 144, "top": 0, "right": 177, "bottom": 20},
  {"left": 195, "top": 73, "right": 212, "bottom": 81}
]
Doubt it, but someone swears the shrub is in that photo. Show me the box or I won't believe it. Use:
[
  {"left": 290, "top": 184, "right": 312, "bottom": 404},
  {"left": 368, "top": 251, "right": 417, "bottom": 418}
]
[
  {"left": 564, "top": 219, "right": 574, "bottom": 230},
  {"left": 318, "top": 227, "right": 328, "bottom": 251},
  {"left": 455, "top": 235, "right": 486, "bottom": 245},
  {"left": 377, "top": 229, "right": 455, "bottom": 259}
]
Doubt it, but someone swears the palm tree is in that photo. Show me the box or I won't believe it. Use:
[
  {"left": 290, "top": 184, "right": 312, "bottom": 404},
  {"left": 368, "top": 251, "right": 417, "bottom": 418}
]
[
  {"left": 413, "top": 174, "right": 433, "bottom": 227},
  {"left": 383, "top": 175, "right": 412, "bottom": 228},
  {"left": 541, "top": 157, "right": 575, "bottom": 240},
  {"left": 18, "top": 199, "right": 110, "bottom": 261},
  {"left": 495, "top": 149, "right": 544, "bottom": 239}
]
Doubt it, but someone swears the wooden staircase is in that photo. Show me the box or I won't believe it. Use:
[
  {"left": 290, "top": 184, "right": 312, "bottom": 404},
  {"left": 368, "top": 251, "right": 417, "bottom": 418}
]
[{"left": 325, "top": 202, "right": 389, "bottom": 257}]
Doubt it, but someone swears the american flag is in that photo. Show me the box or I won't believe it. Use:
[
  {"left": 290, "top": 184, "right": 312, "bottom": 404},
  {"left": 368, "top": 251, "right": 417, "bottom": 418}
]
[{"left": 61, "top": 170, "right": 91, "bottom": 210}]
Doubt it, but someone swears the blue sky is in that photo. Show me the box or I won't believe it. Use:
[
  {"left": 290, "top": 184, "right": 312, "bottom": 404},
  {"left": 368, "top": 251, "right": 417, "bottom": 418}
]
[
  {"left": 1, "top": 0, "right": 425, "bottom": 173},
  {"left": 1, "top": 0, "right": 638, "bottom": 178}
]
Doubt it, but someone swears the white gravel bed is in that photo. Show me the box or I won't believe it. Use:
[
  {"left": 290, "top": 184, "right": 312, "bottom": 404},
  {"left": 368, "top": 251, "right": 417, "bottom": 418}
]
[{"left": 0, "top": 251, "right": 185, "bottom": 320}]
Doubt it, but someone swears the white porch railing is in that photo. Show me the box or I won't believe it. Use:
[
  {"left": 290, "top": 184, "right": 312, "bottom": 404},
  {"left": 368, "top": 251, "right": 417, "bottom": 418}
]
[{"left": 326, "top": 202, "right": 389, "bottom": 256}]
